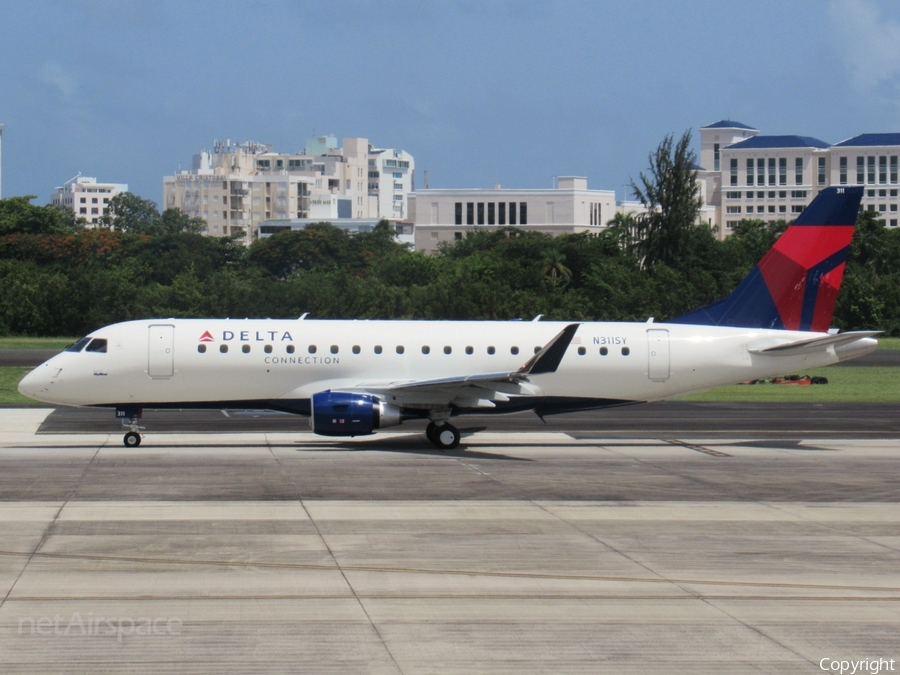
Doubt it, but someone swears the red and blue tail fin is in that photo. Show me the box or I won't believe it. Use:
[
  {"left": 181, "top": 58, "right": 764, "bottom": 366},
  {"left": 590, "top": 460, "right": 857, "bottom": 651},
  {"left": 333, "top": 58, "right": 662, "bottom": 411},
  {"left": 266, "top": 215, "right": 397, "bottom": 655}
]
[{"left": 670, "top": 186, "right": 863, "bottom": 331}]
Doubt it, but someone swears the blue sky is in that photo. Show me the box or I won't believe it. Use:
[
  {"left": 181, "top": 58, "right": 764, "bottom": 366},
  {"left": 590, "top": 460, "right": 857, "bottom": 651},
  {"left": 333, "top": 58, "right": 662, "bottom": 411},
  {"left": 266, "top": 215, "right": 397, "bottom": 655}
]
[{"left": 2, "top": 0, "right": 899, "bottom": 205}]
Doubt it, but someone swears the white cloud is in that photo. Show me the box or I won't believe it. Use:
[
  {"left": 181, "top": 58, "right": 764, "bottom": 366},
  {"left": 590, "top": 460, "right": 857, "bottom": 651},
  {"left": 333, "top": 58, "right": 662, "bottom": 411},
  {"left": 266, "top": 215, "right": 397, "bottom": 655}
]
[
  {"left": 828, "top": 0, "right": 900, "bottom": 92},
  {"left": 40, "top": 60, "right": 78, "bottom": 101}
]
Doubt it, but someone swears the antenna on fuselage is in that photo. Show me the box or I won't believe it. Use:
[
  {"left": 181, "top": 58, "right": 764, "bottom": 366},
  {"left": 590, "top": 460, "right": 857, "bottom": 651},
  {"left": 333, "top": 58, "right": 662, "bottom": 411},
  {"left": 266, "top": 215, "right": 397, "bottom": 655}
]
[
  {"left": 298, "top": 313, "right": 309, "bottom": 320},
  {"left": 532, "top": 314, "right": 543, "bottom": 322}
]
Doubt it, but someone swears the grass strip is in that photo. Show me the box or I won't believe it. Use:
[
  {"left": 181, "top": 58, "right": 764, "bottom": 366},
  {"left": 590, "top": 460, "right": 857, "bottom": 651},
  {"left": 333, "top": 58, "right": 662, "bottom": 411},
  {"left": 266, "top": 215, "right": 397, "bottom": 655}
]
[
  {"left": 676, "top": 366, "right": 900, "bottom": 403},
  {"left": 0, "top": 367, "right": 33, "bottom": 404},
  {"left": 0, "top": 337, "right": 76, "bottom": 350}
]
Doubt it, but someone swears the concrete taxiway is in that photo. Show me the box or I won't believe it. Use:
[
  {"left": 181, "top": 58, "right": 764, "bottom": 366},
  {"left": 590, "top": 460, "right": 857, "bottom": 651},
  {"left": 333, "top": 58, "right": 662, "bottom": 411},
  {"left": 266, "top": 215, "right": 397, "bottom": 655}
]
[{"left": 0, "top": 408, "right": 898, "bottom": 673}]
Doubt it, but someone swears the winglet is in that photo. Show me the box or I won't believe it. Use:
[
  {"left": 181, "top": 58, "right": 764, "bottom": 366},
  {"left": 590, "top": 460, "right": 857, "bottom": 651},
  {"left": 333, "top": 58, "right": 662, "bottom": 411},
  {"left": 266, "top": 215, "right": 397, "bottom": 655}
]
[{"left": 519, "top": 323, "right": 581, "bottom": 376}]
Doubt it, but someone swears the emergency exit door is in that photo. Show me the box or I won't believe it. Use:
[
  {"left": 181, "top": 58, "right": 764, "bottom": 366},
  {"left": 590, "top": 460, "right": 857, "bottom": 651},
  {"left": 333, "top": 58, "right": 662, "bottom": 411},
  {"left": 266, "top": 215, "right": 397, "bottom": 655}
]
[
  {"left": 646, "top": 329, "right": 670, "bottom": 381},
  {"left": 148, "top": 324, "right": 174, "bottom": 378}
]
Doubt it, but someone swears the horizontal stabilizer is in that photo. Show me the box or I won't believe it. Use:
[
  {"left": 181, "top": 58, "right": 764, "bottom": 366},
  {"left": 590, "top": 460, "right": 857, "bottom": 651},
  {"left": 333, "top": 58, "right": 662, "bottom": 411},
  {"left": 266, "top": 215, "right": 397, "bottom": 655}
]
[{"left": 748, "top": 330, "right": 881, "bottom": 356}]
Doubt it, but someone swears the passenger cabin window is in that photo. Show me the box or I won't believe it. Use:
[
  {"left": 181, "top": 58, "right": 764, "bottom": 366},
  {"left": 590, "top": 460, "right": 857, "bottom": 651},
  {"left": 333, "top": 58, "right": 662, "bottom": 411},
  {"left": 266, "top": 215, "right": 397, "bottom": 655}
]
[
  {"left": 422, "top": 345, "right": 430, "bottom": 354},
  {"left": 374, "top": 345, "right": 383, "bottom": 354},
  {"left": 65, "top": 337, "right": 92, "bottom": 352},
  {"left": 330, "top": 345, "right": 339, "bottom": 354},
  {"left": 487, "top": 346, "right": 496, "bottom": 355},
  {"left": 85, "top": 338, "right": 107, "bottom": 353},
  {"left": 443, "top": 346, "right": 451, "bottom": 354},
  {"left": 308, "top": 345, "right": 317, "bottom": 354},
  {"left": 198, "top": 344, "right": 206, "bottom": 353},
  {"left": 352, "top": 345, "right": 360, "bottom": 354},
  {"left": 286, "top": 345, "right": 295, "bottom": 354},
  {"left": 264, "top": 345, "right": 272, "bottom": 354},
  {"left": 510, "top": 346, "right": 519, "bottom": 355},
  {"left": 220, "top": 344, "right": 228, "bottom": 353},
  {"left": 600, "top": 347, "right": 608, "bottom": 356},
  {"left": 396, "top": 345, "right": 405, "bottom": 354},
  {"left": 465, "top": 346, "right": 473, "bottom": 355},
  {"left": 577, "top": 347, "right": 586, "bottom": 356},
  {"left": 622, "top": 347, "right": 630, "bottom": 356},
  {"left": 534, "top": 346, "right": 541, "bottom": 354},
  {"left": 242, "top": 344, "right": 250, "bottom": 353}
]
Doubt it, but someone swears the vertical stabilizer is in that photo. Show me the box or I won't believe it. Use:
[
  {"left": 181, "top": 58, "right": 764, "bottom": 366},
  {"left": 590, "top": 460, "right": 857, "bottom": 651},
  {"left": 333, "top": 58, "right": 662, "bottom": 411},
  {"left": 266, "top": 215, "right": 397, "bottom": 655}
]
[{"left": 669, "top": 186, "right": 864, "bottom": 330}]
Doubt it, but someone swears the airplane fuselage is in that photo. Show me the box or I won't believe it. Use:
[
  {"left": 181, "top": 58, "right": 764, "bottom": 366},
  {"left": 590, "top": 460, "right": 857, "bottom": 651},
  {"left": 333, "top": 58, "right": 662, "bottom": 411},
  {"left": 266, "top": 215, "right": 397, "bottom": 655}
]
[{"left": 18, "top": 318, "right": 874, "bottom": 414}]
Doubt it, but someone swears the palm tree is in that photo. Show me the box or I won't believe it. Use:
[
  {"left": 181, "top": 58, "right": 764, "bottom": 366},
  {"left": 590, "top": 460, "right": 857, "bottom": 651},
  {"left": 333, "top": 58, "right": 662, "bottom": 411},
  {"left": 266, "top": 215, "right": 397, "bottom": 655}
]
[{"left": 541, "top": 249, "right": 572, "bottom": 283}]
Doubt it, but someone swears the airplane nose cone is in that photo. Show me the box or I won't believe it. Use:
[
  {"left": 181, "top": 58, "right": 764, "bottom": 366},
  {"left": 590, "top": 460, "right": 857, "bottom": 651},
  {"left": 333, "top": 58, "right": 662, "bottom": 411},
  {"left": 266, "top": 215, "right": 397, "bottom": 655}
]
[
  {"left": 17, "top": 365, "right": 56, "bottom": 402},
  {"left": 17, "top": 369, "right": 39, "bottom": 399}
]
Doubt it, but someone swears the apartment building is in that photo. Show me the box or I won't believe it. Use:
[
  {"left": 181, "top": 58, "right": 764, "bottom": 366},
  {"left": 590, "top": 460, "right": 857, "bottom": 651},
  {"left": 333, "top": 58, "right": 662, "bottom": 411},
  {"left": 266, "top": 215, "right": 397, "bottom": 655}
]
[
  {"left": 51, "top": 175, "right": 128, "bottom": 226},
  {"left": 410, "top": 177, "right": 616, "bottom": 253},
  {"left": 699, "top": 121, "right": 900, "bottom": 236},
  {"left": 830, "top": 134, "right": 900, "bottom": 227},
  {"left": 163, "top": 136, "right": 414, "bottom": 242}
]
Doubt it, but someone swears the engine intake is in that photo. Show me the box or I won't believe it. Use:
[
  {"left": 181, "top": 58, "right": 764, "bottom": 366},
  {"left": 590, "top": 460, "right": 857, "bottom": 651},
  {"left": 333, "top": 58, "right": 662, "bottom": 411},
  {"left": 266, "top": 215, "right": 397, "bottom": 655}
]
[{"left": 311, "top": 391, "right": 401, "bottom": 437}]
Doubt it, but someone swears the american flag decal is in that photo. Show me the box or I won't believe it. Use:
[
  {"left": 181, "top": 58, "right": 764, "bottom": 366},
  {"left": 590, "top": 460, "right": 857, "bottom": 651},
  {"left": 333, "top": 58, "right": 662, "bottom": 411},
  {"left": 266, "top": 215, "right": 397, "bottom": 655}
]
[{"left": 571, "top": 337, "right": 582, "bottom": 345}]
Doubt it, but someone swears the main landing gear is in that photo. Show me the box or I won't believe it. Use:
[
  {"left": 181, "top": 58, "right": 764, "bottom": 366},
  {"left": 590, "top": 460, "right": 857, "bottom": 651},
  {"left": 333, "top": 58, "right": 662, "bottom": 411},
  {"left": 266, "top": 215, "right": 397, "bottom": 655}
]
[
  {"left": 117, "top": 407, "right": 144, "bottom": 447},
  {"left": 425, "top": 420, "right": 461, "bottom": 450}
]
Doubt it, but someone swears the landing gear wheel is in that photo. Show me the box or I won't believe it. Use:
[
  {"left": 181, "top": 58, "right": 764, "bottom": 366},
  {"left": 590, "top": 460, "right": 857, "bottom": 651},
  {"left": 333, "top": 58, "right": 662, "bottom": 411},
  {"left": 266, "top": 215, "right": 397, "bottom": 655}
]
[
  {"left": 123, "top": 432, "right": 142, "bottom": 448},
  {"left": 431, "top": 423, "right": 460, "bottom": 450},
  {"left": 425, "top": 421, "right": 438, "bottom": 444}
]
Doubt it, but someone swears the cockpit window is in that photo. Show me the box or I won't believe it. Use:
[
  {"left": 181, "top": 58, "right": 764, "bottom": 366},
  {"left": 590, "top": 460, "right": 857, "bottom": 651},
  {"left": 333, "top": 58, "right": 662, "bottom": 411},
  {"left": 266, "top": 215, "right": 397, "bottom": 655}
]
[
  {"left": 85, "top": 338, "right": 108, "bottom": 353},
  {"left": 65, "top": 337, "right": 92, "bottom": 352}
]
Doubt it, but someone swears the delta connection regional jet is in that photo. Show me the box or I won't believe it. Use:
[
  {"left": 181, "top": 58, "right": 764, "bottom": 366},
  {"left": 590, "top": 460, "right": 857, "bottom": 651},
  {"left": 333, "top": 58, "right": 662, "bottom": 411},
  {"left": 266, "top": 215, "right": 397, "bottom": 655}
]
[{"left": 19, "top": 186, "right": 878, "bottom": 450}]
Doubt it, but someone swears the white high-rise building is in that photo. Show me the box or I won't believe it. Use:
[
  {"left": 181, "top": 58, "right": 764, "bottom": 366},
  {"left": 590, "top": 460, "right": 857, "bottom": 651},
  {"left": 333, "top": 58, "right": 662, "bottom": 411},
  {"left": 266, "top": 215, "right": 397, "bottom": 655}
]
[
  {"left": 699, "top": 120, "right": 900, "bottom": 236},
  {"left": 163, "top": 136, "right": 415, "bottom": 242},
  {"left": 51, "top": 175, "right": 128, "bottom": 226}
]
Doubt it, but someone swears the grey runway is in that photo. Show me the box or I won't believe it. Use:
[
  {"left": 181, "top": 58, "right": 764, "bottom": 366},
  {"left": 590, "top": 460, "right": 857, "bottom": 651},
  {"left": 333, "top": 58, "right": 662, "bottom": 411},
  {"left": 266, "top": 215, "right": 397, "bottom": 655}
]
[
  {"left": 32, "top": 400, "right": 900, "bottom": 438},
  {"left": 1, "top": 409, "right": 899, "bottom": 673}
]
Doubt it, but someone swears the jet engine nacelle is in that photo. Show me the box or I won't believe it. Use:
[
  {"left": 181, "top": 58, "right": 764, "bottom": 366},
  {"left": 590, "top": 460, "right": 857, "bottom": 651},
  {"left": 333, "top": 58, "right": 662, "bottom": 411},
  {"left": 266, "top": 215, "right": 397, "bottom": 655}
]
[{"left": 310, "top": 390, "right": 402, "bottom": 437}]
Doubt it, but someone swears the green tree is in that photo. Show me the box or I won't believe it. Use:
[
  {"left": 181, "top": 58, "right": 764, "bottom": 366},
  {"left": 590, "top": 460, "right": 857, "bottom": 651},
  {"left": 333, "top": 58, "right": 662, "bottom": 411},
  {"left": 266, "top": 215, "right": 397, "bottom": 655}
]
[
  {"left": 629, "top": 130, "right": 705, "bottom": 269},
  {"left": 0, "top": 196, "right": 73, "bottom": 235},
  {"left": 605, "top": 211, "right": 642, "bottom": 258},
  {"left": 100, "top": 192, "right": 162, "bottom": 234},
  {"left": 541, "top": 248, "right": 572, "bottom": 283},
  {"left": 159, "top": 208, "right": 206, "bottom": 235}
]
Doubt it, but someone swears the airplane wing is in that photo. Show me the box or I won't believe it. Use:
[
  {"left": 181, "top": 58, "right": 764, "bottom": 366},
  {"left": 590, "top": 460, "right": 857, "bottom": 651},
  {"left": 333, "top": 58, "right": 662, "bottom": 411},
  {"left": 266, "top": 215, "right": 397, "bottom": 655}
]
[
  {"left": 353, "top": 323, "right": 581, "bottom": 408},
  {"left": 747, "top": 330, "right": 881, "bottom": 356}
]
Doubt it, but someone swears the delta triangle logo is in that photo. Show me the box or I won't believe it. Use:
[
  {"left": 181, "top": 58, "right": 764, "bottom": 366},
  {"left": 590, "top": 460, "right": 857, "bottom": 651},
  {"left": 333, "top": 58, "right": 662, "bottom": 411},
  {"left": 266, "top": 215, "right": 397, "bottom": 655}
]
[{"left": 198, "top": 330, "right": 215, "bottom": 343}]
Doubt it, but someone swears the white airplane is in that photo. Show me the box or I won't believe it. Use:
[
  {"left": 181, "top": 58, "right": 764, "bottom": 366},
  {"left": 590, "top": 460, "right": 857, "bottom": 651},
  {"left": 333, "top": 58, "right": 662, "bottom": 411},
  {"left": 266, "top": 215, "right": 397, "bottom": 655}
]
[{"left": 19, "top": 186, "right": 878, "bottom": 449}]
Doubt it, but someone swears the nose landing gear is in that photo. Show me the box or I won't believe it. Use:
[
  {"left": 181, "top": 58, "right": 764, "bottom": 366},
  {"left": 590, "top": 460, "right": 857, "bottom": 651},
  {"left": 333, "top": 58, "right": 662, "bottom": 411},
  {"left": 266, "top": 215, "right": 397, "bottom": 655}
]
[{"left": 116, "top": 407, "right": 144, "bottom": 447}]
